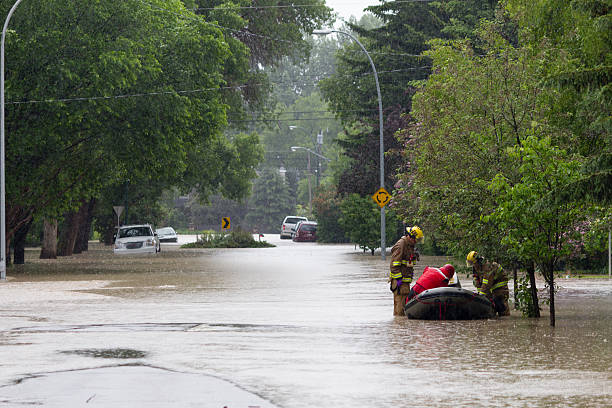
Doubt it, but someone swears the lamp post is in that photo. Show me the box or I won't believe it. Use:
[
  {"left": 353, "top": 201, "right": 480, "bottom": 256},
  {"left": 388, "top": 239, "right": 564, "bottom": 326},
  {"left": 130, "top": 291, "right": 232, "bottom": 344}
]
[
  {"left": 1, "top": 0, "right": 26, "bottom": 280},
  {"left": 313, "top": 28, "right": 387, "bottom": 260},
  {"left": 290, "top": 146, "right": 330, "bottom": 218}
]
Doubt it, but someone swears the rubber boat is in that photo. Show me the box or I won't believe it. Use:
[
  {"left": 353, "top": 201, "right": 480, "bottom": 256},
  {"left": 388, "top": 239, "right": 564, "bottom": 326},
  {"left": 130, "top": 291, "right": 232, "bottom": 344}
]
[{"left": 404, "top": 287, "right": 496, "bottom": 320}]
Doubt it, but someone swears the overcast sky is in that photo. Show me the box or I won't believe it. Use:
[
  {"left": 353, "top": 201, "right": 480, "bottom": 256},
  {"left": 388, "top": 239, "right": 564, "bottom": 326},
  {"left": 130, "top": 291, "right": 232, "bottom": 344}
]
[{"left": 325, "top": 0, "right": 380, "bottom": 21}]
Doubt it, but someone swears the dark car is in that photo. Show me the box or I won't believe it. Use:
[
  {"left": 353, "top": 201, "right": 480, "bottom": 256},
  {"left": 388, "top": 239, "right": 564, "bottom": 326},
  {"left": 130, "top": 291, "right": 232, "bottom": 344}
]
[{"left": 292, "top": 221, "right": 317, "bottom": 242}]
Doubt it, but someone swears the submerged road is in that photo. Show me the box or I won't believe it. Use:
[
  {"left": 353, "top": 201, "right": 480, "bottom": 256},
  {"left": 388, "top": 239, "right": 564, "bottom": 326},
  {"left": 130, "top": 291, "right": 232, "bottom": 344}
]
[{"left": 0, "top": 236, "right": 611, "bottom": 407}]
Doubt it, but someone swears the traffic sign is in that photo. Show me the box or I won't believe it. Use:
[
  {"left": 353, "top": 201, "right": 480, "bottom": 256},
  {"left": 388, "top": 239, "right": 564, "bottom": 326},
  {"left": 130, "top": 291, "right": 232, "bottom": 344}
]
[
  {"left": 222, "top": 217, "right": 231, "bottom": 230},
  {"left": 372, "top": 188, "right": 391, "bottom": 208},
  {"left": 113, "top": 206, "right": 124, "bottom": 227},
  {"left": 113, "top": 206, "right": 124, "bottom": 217}
]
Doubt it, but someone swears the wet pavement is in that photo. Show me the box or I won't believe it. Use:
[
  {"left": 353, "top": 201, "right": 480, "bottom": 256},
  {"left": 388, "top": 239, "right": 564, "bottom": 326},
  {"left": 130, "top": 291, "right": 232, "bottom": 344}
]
[{"left": 0, "top": 235, "right": 611, "bottom": 407}]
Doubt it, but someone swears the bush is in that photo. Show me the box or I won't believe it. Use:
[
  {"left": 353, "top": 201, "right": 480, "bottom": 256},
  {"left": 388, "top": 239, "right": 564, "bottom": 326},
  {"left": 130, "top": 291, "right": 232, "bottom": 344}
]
[
  {"left": 339, "top": 193, "right": 399, "bottom": 255},
  {"left": 181, "top": 229, "right": 275, "bottom": 248},
  {"left": 312, "top": 186, "right": 349, "bottom": 243}
]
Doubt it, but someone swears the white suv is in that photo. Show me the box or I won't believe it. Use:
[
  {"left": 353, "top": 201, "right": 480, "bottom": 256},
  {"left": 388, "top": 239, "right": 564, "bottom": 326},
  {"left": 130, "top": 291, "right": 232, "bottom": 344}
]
[
  {"left": 280, "top": 216, "right": 308, "bottom": 239},
  {"left": 114, "top": 224, "right": 161, "bottom": 254}
]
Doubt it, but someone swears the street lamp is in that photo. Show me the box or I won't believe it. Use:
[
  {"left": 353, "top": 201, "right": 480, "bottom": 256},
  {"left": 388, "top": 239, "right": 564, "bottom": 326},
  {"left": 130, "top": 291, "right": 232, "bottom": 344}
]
[
  {"left": 290, "top": 146, "right": 330, "bottom": 162},
  {"left": 1, "top": 0, "right": 26, "bottom": 280},
  {"left": 290, "top": 146, "right": 331, "bottom": 218},
  {"left": 313, "top": 28, "right": 387, "bottom": 260}
]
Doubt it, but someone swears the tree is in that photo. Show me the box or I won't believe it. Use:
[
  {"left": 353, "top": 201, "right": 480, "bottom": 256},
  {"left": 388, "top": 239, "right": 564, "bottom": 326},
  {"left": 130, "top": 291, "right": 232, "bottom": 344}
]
[
  {"left": 245, "top": 167, "right": 294, "bottom": 233},
  {"left": 191, "top": 0, "right": 334, "bottom": 119},
  {"left": 505, "top": 0, "right": 611, "bottom": 205},
  {"left": 392, "top": 20, "right": 573, "bottom": 317},
  {"left": 394, "top": 28, "right": 558, "bottom": 261},
  {"left": 2, "top": 0, "right": 264, "bottom": 260},
  {"left": 319, "top": 1, "right": 499, "bottom": 198},
  {"left": 486, "top": 136, "right": 588, "bottom": 326},
  {"left": 311, "top": 185, "right": 347, "bottom": 243},
  {"left": 339, "top": 194, "right": 398, "bottom": 255}
]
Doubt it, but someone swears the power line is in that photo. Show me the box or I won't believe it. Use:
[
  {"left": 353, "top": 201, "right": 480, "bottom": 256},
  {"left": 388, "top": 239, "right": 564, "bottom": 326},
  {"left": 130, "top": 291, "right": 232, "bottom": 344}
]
[
  {"left": 229, "top": 117, "right": 338, "bottom": 123},
  {"left": 6, "top": 85, "right": 249, "bottom": 105},
  {"left": 7, "top": 64, "right": 431, "bottom": 105}
]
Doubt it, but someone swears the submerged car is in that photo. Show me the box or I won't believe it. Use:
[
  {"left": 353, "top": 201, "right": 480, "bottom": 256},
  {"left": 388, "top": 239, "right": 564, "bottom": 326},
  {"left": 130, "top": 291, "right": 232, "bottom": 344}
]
[
  {"left": 292, "top": 221, "right": 317, "bottom": 242},
  {"left": 155, "top": 226, "right": 178, "bottom": 243},
  {"left": 280, "top": 216, "right": 308, "bottom": 239},
  {"left": 114, "top": 224, "right": 160, "bottom": 254}
]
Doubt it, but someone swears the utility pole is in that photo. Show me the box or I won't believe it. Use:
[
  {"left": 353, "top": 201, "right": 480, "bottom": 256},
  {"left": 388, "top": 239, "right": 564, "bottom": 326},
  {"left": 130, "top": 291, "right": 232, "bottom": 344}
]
[
  {"left": 313, "top": 29, "right": 386, "bottom": 260},
  {"left": 316, "top": 129, "right": 323, "bottom": 188},
  {"left": 1, "top": 0, "right": 26, "bottom": 280}
]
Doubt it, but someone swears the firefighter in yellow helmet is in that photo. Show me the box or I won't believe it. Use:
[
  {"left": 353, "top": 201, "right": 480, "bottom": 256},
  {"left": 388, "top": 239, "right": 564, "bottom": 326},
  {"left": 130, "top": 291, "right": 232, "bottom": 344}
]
[
  {"left": 389, "top": 226, "right": 423, "bottom": 316},
  {"left": 466, "top": 251, "right": 510, "bottom": 316}
]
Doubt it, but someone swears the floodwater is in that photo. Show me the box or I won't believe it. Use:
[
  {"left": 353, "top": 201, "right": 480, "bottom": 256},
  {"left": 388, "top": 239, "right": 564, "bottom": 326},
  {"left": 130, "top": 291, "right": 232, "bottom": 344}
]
[{"left": 0, "top": 235, "right": 610, "bottom": 407}]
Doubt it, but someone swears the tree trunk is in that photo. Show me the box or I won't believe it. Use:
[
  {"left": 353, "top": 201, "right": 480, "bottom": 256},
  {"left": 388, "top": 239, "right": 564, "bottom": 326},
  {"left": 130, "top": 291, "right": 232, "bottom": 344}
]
[
  {"left": 104, "top": 228, "right": 116, "bottom": 245},
  {"left": 12, "top": 220, "right": 32, "bottom": 265},
  {"left": 40, "top": 219, "right": 58, "bottom": 259},
  {"left": 73, "top": 199, "right": 95, "bottom": 254},
  {"left": 58, "top": 201, "right": 89, "bottom": 257},
  {"left": 527, "top": 262, "right": 541, "bottom": 318},
  {"left": 513, "top": 267, "right": 519, "bottom": 310},
  {"left": 549, "top": 273, "right": 555, "bottom": 327},
  {"left": 57, "top": 213, "right": 77, "bottom": 257}
]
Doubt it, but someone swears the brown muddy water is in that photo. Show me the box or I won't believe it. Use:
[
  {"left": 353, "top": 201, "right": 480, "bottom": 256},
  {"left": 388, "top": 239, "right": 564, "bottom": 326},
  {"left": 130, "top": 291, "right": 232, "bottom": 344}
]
[{"left": 0, "top": 236, "right": 610, "bottom": 407}]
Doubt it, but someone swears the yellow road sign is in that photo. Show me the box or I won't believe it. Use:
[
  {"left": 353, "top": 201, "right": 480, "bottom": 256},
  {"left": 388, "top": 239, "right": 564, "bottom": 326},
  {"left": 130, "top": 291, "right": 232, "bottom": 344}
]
[
  {"left": 372, "top": 188, "right": 391, "bottom": 208},
  {"left": 222, "top": 217, "right": 231, "bottom": 230}
]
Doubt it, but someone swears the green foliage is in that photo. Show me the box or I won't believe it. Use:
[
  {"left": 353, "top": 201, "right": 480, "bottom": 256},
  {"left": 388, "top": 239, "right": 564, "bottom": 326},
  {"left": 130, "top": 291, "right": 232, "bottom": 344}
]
[
  {"left": 319, "top": 1, "right": 499, "bottom": 197},
  {"left": 269, "top": 37, "right": 341, "bottom": 106},
  {"left": 181, "top": 229, "right": 275, "bottom": 248},
  {"left": 2, "top": 0, "right": 334, "bottom": 255},
  {"left": 486, "top": 136, "right": 587, "bottom": 281},
  {"left": 394, "top": 27, "right": 557, "bottom": 263},
  {"left": 583, "top": 209, "right": 612, "bottom": 254},
  {"left": 515, "top": 274, "right": 538, "bottom": 317},
  {"left": 2, "top": 0, "right": 263, "bottom": 243},
  {"left": 312, "top": 185, "right": 348, "bottom": 243},
  {"left": 192, "top": 0, "right": 333, "bottom": 118},
  {"left": 506, "top": 0, "right": 612, "bottom": 204},
  {"left": 245, "top": 167, "right": 294, "bottom": 232},
  {"left": 339, "top": 194, "right": 398, "bottom": 254}
]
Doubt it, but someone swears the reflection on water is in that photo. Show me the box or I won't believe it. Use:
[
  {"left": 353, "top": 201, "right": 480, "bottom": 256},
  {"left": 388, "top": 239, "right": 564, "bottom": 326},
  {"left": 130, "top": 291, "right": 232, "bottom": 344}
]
[{"left": 1, "top": 239, "right": 610, "bottom": 407}]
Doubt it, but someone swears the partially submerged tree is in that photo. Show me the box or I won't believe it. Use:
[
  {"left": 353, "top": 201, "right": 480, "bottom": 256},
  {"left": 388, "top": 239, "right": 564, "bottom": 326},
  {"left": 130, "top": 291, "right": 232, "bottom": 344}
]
[
  {"left": 486, "top": 136, "right": 588, "bottom": 326},
  {"left": 394, "top": 27, "right": 555, "bottom": 258}
]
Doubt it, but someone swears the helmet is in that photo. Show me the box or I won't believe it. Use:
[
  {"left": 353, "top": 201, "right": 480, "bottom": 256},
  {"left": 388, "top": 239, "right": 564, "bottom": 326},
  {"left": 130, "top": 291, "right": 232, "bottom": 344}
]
[
  {"left": 440, "top": 264, "right": 455, "bottom": 278},
  {"left": 406, "top": 226, "right": 424, "bottom": 242},
  {"left": 466, "top": 251, "right": 478, "bottom": 267}
]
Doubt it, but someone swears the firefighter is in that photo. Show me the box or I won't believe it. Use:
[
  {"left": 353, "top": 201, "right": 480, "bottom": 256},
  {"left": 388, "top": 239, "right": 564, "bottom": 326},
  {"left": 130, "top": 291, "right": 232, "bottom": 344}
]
[
  {"left": 407, "top": 264, "right": 455, "bottom": 300},
  {"left": 390, "top": 226, "right": 423, "bottom": 316},
  {"left": 466, "top": 251, "right": 510, "bottom": 316}
]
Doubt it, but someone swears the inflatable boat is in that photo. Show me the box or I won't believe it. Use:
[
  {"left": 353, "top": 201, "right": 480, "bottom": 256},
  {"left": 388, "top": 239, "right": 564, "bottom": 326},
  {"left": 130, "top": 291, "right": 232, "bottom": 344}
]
[{"left": 404, "top": 287, "right": 495, "bottom": 320}]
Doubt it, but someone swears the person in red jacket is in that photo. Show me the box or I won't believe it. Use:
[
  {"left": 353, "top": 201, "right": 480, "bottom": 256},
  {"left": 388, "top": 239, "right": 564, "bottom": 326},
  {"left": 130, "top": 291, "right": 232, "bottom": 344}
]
[{"left": 407, "top": 264, "right": 455, "bottom": 300}]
